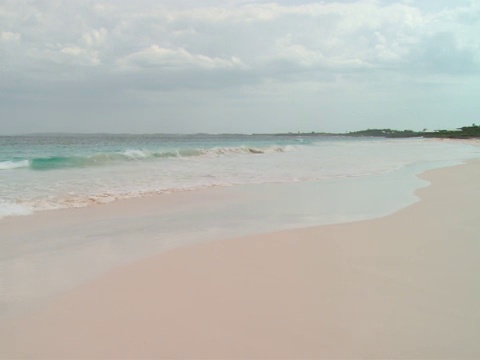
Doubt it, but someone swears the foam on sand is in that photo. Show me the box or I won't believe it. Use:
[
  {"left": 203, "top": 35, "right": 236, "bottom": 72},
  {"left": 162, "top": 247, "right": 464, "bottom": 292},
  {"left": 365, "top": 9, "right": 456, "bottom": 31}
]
[{"left": 0, "top": 201, "right": 33, "bottom": 219}]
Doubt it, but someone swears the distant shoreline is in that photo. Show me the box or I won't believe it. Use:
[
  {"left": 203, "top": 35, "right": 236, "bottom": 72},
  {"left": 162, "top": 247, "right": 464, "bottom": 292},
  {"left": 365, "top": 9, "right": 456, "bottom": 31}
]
[
  {"left": 267, "top": 124, "right": 480, "bottom": 139},
  {"left": 3, "top": 123, "right": 480, "bottom": 139}
]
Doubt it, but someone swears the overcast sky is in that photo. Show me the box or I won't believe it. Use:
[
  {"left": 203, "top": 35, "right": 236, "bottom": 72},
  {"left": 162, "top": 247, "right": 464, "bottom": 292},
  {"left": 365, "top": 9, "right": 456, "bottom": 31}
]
[{"left": 1, "top": 0, "right": 479, "bottom": 134}]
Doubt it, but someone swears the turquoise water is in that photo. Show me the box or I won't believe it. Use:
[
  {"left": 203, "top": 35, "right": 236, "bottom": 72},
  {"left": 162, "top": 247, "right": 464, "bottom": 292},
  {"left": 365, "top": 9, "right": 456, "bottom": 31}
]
[
  {"left": 0, "top": 134, "right": 304, "bottom": 170},
  {"left": 1, "top": 134, "right": 479, "bottom": 218}
]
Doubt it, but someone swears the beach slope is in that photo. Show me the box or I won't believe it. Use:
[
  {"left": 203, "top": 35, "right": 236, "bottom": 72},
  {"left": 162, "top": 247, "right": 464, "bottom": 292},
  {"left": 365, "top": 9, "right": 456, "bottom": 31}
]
[{"left": 1, "top": 160, "right": 480, "bottom": 359}]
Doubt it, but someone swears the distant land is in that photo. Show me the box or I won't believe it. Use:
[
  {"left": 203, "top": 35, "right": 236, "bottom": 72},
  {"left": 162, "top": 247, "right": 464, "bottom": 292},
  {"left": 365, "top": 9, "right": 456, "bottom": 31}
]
[
  {"left": 270, "top": 124, "right": 480, "bottom": 139},
  {"left": 6, "top": 124, "right": 480, "bottom": 139}
]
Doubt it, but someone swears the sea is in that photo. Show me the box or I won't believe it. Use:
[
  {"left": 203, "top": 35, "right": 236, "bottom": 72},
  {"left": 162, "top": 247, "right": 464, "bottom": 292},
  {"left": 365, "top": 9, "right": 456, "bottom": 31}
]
[
  {"left": 1, "top": 133, "right": 479, "bottom": 220},
  {"left": 1, "top": 134, "right": 480, "bottom": 318}
]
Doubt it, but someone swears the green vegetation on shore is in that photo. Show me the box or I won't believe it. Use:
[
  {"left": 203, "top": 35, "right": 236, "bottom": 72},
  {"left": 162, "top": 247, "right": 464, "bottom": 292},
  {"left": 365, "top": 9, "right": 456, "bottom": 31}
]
[{"left": 273, "top": 124, "right": 480, "bottom": 139}]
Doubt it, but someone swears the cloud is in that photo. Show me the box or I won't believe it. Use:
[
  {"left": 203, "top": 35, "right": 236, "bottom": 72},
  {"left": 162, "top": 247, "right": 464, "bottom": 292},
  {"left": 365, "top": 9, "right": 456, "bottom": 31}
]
[
  {"left": 0, "top": 0, "right": 479, "bottom": 134},
  {"left": 59, "top": 46, "right": 101, "bottom": 66},
  {"left": 411, "top": 32, "right": 480, "bottom": 75},
  {"left": 117, "top": 45, "right": 245, "bottom": 71},
  {"left": 1, "top": 0, "right": 478, "bottom": 87},
  {"left": 1, "top": 31, "right": 21, "bottom": 43},
  {"left": 272, "top": 34, "right": 370, "bottom": 70},
  {"left": 82, "top": 28, "right": 108, "bottom": 48}
]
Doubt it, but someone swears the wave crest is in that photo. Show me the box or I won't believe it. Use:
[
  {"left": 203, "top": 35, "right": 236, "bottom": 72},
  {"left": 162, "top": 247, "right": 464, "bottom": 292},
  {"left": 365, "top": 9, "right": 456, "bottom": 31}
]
[
  {"left": 1, "top": 145, "right": 295, "bottom": 171},
  {"left": 0, "top": 160, "right": 30, "bottom": 170}
]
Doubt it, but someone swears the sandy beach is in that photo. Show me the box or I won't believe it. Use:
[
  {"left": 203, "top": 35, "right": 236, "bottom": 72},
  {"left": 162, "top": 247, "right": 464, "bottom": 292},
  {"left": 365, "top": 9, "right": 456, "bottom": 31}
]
[
  {"left": 3, "top": 0, "right": 480, "bottom": 357},
  {"left": 1, "top": 159, "right": 480, "bottom": 359}
]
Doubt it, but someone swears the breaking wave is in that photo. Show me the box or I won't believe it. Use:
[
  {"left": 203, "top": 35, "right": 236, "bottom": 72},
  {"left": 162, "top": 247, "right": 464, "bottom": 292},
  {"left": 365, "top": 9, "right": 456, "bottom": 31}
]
[
  {"left": 0, "top": 201, "right": 33, "bottom": 219},
  {"left": 0, "top": 145, "right": 295, "bottom": 171},
  {"left": 0, "top": 160, "right": 30, "bottom": 170}
]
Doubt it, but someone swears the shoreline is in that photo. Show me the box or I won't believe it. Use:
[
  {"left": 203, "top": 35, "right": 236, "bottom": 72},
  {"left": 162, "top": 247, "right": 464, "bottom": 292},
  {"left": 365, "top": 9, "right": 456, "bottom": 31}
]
[
  {"left": 0, "top": 160, "right": 438, "bottom": 321},
  {"left": 1, "top": 159, "right": 480, "bottom": 358},
  {"left": 1, "top": 137, "right": 478, "bottom": 222}
]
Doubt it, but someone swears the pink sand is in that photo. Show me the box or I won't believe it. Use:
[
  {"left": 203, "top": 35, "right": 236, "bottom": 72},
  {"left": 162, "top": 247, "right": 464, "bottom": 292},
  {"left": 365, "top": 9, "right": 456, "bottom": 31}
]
[{"left": 1, "top": 161, "right": 480, "bottom": 359}]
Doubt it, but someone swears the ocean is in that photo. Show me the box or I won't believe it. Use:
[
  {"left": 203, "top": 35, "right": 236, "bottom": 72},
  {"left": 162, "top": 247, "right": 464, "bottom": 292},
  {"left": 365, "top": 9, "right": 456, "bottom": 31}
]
[
  {"left": 1, "top": 134, "right": 479, "bottom": 219},
  {"left": 1, "top": 134, "right": 480, "bottom": 317}
]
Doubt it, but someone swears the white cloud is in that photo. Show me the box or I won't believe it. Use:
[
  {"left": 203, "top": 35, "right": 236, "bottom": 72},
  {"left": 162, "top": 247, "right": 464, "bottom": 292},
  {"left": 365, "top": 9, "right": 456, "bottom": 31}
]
[
  {"left": 1, "top": 0, "right": 478, "bottom": 79},
  {"left": 60, "top": 46, "right": 101, "bottom": 66},
  {"left": 273, "top": 34, "right": 370, "bottom": 70},
  {"left": 117, "top": 45, "right": 245, "bottom": 71},
  {"left": 0, "top": 0, "right": 479, "bottom": 134},
  {"left": 1, "top": 31, "right": 21, "bottom": 43},
  {"left": 82, "top": 28, "right": 108, "bottom": 48}
]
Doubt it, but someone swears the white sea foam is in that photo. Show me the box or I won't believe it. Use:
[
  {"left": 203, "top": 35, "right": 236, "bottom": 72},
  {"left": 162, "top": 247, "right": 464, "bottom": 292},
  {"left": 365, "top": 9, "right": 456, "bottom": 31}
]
[
  {"left": 201, "top": 145, "right": 293, "bottom": 156},
  {"left": 0, "top": 201, "right": 33, "bottom": 219},
  {"left": 117, "top": 145, "right": 293, "bottom": 161},
  {"left": 120, "top": 145, "right": 294, "bottom": 159},
  {"left": 122, "top": 149, "right": 151, "bottom": 159},
  {"left": 0, "top": 160, "right": 30, "bottom": 170},
  {"left": 0, "top": 145, "right": 297, "bottom": 173}
]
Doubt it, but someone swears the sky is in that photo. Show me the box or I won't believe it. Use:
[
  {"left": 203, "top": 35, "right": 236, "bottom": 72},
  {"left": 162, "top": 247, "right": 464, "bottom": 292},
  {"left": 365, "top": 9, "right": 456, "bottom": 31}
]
[{"left": 0, "top": 0, "right": 479, "bottom": 134}]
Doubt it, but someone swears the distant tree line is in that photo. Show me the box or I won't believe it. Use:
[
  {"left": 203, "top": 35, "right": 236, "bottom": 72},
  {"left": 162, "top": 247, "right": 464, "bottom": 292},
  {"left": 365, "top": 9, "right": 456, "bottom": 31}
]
[
  {"left": 347, "top": 129, "right": 420, "bottom": 138},
  {"left": 274, "top": 124, "right": 480, "bottom": 139},
  {"left": 421, "top": 124, "right": 480, "bottom": 139}
]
